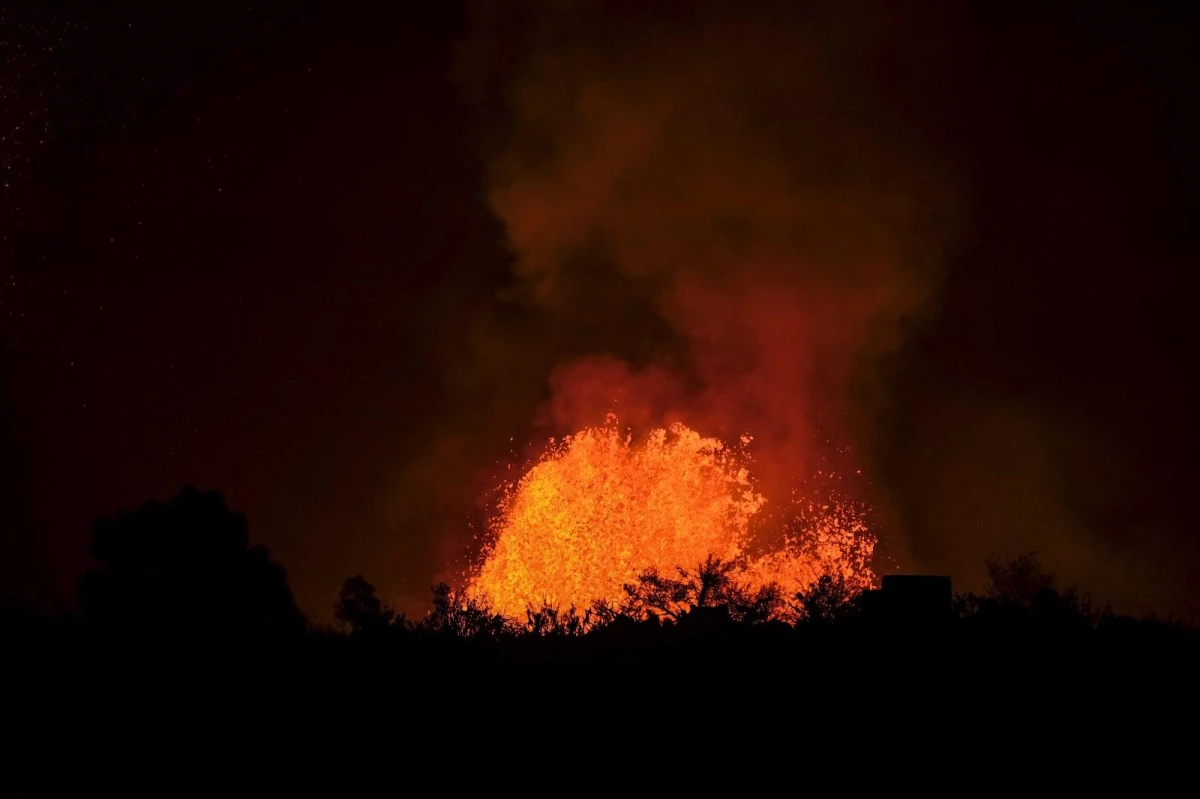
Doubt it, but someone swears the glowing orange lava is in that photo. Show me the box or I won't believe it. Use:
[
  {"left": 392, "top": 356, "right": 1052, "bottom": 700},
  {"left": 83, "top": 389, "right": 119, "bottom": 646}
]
[{"left": 469, "top": 416, "right": 875, "bottom": 618}]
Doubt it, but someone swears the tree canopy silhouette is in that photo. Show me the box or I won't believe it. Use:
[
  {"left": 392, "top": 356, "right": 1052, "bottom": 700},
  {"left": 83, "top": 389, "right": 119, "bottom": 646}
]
[
  {"left": 984, "top": 552, "right": 1056, "bottom": 607},
  {"left": 80, "top": 486, "right": 305, "bottom": 639},
  {"left": 334, "top": 575, "right": 397, "bottom": 636}
]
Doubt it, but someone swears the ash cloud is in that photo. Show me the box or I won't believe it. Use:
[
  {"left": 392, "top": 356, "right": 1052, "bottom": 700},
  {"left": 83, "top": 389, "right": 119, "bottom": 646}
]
[
  {"left": 462, "top": 1, "right": 959, "bottom": 540},
  {"left": 445, "top": 1, "right": 1200, "bottom": 615}
]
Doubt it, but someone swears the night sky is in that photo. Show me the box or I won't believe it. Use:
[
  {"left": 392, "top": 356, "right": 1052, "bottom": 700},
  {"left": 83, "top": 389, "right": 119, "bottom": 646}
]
[{"left": 2, "top": 1, "right": 1198, "bottom": 620}]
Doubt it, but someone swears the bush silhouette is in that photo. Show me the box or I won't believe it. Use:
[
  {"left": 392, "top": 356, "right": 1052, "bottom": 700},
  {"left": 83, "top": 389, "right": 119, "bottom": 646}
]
[
  {"left": 80, "top": 486, "right": 305, "bottom": 639},
  {"left": 984, "top": 552, "right": 1055, "bottom": 607},
  {"left": 418, "top": 583, "right": 507, "bottom": 639},
  {"left": 523, "top": 601, "right": 593, "bottom": 636},
  {"left": 794, "top": 574, "right": 857, "bottom": 625},
  {"left": 950, "top": 552, "right": 1108, "bottom": 635},
  {"left": 618, "top": 556, "right": 784, "bottom": 625},
  {"left": 335, "top": 575, "right": 397, "bottom": 636}
]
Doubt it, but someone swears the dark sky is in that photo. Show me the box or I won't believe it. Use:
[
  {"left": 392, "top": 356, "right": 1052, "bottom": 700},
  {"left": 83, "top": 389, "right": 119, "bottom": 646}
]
[{"left": 2, "top": 0, "right": 1198, "bottom": 620}]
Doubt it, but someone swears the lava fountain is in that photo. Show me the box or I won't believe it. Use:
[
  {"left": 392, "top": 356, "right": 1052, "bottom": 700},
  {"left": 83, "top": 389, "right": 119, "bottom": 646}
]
[{"left": 469, "top": 415, "right": 876, "bottom": 618}]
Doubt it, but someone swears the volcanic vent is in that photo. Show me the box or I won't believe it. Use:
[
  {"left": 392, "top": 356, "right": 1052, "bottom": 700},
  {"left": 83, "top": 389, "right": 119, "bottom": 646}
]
[{"left": 468, "top": 415, "right": 876, "bottom": 618}]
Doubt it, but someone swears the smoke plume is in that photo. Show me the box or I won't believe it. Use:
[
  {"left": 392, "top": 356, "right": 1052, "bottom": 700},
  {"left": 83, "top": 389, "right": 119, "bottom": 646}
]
[{"left": 462, "top": 1, "right": 959, "bottom": 544}]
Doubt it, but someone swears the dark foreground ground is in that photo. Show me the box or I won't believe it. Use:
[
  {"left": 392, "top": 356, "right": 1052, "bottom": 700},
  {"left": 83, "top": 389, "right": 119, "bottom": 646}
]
[
  {"left": 4, "top": 616, "right": 1196, "bottom": 788},
  {"left": 10, "top": 612, "right": 1197, "bottom": 717}
]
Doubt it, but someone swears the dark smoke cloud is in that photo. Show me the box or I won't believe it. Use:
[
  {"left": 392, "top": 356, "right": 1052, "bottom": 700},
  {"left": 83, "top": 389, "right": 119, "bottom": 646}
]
[
  {"left": 460, "top": 0, "right": 960, "bottom": 548},
  {"left": 447, "top": 1, "right": 1200, "bottom": 617}
]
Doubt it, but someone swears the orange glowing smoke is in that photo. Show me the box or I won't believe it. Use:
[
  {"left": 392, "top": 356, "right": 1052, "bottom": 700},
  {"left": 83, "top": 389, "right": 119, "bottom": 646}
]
[{"left": 469, "top": 416, "right": 875, "bottom": 618}]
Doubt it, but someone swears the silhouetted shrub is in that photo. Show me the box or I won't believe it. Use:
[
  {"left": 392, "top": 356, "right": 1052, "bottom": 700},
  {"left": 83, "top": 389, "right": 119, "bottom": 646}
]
[
  {"left": 984, "top": 552, "right": 1055, "bottom": 606},
  {"left": 794, "top": 574, "right": 857, "bottom": 625},
  {"left": 955, "top": 553, "right": 1108, "bottom": 633},
  {"left": 619, "top": 555, "right": 783, "bottom": 624},
  {"left": 523, "top": 601, "right": 593, "bottom": 636},
  {"left": 79, "top": 486, "right": 305, "bottom": 640},
  {"left": 335, "top": 575, "right": 398, "bottom": 637},
  {"left": 418, "top": 582, "right": 508, "bottom": 639}
]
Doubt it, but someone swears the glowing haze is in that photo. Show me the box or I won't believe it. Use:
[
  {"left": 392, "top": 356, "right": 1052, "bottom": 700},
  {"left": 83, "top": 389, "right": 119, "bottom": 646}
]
[
  {"left": 460, "top": 0, "right": 960, "bottom": 586},
  {"left": 469, "top": 415, "right": 875, "bottom": 617},
  {"left": 441, "top": 2, "right": 958, "bottom": 613}
]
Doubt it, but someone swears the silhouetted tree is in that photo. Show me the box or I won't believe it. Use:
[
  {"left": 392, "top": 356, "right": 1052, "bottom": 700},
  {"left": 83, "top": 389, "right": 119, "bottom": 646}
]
[
  {"left": 956, "top": 552, "right": 1105, "bottom": 631},
  {"left": 524, "top": 601, "right": 593, "bottom": 636},
  {"left": 419, "top": 583, "right": 508, "bottom": 639},
  {"left": 588, "top": 598, "right": 632, "bottom": 627},
  {"left": 621, "top": 556, "right": 783, "bottom": 624},
  {"left": 79, "top": 486, "right": 305, "bottom": 639},
  {"left": 794, "top": 574, "right": 857, "bottom": 625},
  {"left": 736, "top": 582, "right": 785, "bottom": 625},
  {"left": 624, "top": 569, "right": 692, "bottom": 621},
  {"left": 984, "top": 552, "right": 1054, "bottom": 607},
  {"left": 335, "top": 575, "right": 397, "bottom": 636}
]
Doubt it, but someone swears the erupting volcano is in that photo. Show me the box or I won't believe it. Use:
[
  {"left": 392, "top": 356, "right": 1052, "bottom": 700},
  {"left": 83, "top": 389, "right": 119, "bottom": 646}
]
[{"left": 469, "top": 415, "right": 877, "bottom": 618}]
